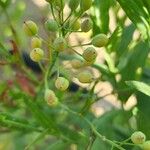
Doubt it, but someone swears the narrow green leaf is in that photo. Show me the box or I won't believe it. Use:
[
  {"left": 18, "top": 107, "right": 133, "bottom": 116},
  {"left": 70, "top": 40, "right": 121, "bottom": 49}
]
[
  {"left": 24, "top": 128, "right": 49, "bottom": 150},
  {"left": 126, "top": 81, "right": 150, "bottom": 97},
  {"left": 45, "top": 140, "right": 70, "bottom": 150},
  {"left": 0, "top": 113, "right": 41, "bottom": 132},
  {"left": 94, "top": 0, "right": 114, "bottom": 33}
]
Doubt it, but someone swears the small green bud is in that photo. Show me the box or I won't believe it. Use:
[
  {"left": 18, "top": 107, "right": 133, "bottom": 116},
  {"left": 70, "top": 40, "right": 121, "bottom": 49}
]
[
  {"left": 71, "top": 59, "right": 84, "bottom": 69},
  {"left": 55, "top": 77, "right": 69, "bottom": 91},
  {"left": 92, "top": 34, "right": 108, "bottom": 47},
  {"left": 81, "top": 18, "right": 93, "bottom": 32},
  {"left": 141, "top": 141, "right": 150, "bottom": 150},
  {"left": 53, "top": 37, "right": 67, "bottom": 52},
  {"left": 45, "top": 19, "right": 58, "bottom": 32},
  {"left": 44, "top": 89, "right": 58, "bottom": 106},
  {"left": 82, "top": 47, "right": 97, "bottom": 62},
  {"left": 77, "top": 71, "right": 94, "bottom": 83},
  {"left": 68, "top": 0, "right": 80, "bottom": 11},
  {"left": 80, "top": 0, "right": 92, "bottom": 12},
  {"left": 31, "top": 37, "right": 42, "bottom": 49},
  {"left": 30, "top": 48, "right": 44, "bottom": 62},
  {"left": 23, "top": 20, "right": 38, "bottom": 36},
  {"left": 131, "top": 131, "right": 146, "bottom": 144}
]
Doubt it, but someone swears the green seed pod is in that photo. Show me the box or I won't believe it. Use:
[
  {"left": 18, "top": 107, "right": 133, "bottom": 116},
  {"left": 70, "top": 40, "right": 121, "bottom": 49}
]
[
  {"left": 71, "top": 20, "right": 81, "bottom": 31},
  {"left": 71, "top": 59, "right": 84, "bottom": 69},
  {"left": 77, "top": 71, "right": 94, "bottom": 83},
  {"left": 82, "top": 47, "right": 97, "bottom": 62},
  {"left": 81, "top": 18, "right": 93, "bottom": 32},
  {"left": 80, "top": 0, "right": 92, "bottom": 12},
  {"left": 92, "top": 34, "right": 108, "bottom": 47},
  {"left": 45, "top": 19, "right": 58, "bottom": 32},
  {"left": 141, "top": 141, "right": 150, "bottom": 150},
  {"left": 44, "top": 89, "right": 58, "bottom": 106},
  {"left": 30, "top": 48, "right": 44, "bottom": 62},
  {"left": 83, "top": 59, "right": 95, "bottom": 66},
  {"left": 23, "top": 20, "right": 38, "bottom": 36},
  {"left": 55, "top": 77, "right": 69, "bottom": 91},
  {"left": 54, "top": 0, "right": 65, "bottom": 10},
  {"left": 53, "top": 37, "right": 67, "bottom": 52},
  {"left": 68, "top": 0, "right": 80, "bottom": 11},
  {"left": 131, "top": 131, "right": 146, "bottom": 144},
  {"left": 31, "top": 37, "right": 42, "bottom": 48}
]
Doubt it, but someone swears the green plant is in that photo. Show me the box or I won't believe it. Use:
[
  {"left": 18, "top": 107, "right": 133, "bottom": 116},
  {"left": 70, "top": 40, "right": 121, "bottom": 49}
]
[{"left": 0, "top": 0, "right": 150, "bottom": 149}]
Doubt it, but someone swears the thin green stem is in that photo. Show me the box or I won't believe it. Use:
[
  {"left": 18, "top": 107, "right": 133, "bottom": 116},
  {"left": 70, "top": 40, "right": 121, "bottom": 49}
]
[
  {"left": 71, "top": 42, "right": 91, "bottom": 48},
  {"left": 3, "top": 8, "right": 19, "bottom": 44},
  {"left": 50, "top": 3, "right": 58, "bottom": 24},
  {"left": 65, "top": 11, "right": 83, "bottom": 36},
  {"left": 62, "top": 11, "right": 73, "bottom": 25},
  {"left": 60, "top": 104, "right": 125, "bottom": 150},
  {"left": 111, "top": 146, "right": 114, "bottom": 150},
  {"left": 0, "top": 41, "right": 8, "bottom": 52},
  {"left": 60, "top": 0, "right": 64, "bottom": 23},
  {"left": 115, "top": 141, "right": 136, "bottom": 146},
  {"left": 38, "top": 62, "right": 45, "bottom": 73},
  {"left": 68, "top": 46, "right": 82, "bottom": 57},
  {"left": 44, "top": 52, "right": 59, "bottom": 89}
]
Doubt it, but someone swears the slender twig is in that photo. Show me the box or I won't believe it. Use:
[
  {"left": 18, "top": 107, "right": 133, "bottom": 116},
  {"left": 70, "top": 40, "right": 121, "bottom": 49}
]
[
  {"left": 44, "top": 52, "right": 59, "bottom": 89},
  {"left": 65, "top": 11, "right": 83, "bottom": 36},
  {"left": 62, "top": 11, "right": 73, "bottom": 25},
  {"left": 71, "top": 42, "right": 91, "bottom": 48},
  {"left": 38, "top": 62, "right": 45, "bottom": 73},
  {"left": 60, "top": 104, "right": 125, "bottom": 150},
  {"left": 3, "top": 8, "right": 19, "bottom": 44},
  {"left": 68, "top": 46, "right": 82, "bottom": 57}
]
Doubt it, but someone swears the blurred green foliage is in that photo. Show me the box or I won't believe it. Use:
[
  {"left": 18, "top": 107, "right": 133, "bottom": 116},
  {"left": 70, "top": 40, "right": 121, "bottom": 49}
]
[{"left": 0, "top": 0, "right": 150, "bottom": 150}]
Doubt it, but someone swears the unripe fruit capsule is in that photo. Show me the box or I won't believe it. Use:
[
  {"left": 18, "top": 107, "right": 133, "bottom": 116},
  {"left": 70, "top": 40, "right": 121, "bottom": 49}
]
[
  {"left": 45, "top": 19, "right": 58, "bottom": 32},
  {"left": 83, "top": 59, "right": 95, "bottom": 66},
  {"left": 81, "top": 18, "right": 93, "bottom": 32},
  {"left": 53, "top": 37, "right": 67, "bottom": 52},
  {"left": 71, "top": 20, "right": 81, "bottom": 31},
  {"left": 131, "top": 131, "right": 146, "bottom": 144},
  {"left": 92, "top": 34, "right": 108, "bottom": 47},
  {"left": 82, "top": 47, "right": 97, "bottom": 62},
  {"left": 141, "top": 141, "right": 150, "bottom": 150},
  {"left": 77, "top": 71, "right": 94, "bottom": 83},
  {"left": 30, "top": 48, "right": 44, "bottom": 62},
  {"left": 23, "top": 20, "right": 38, "bottom": 36},
  {"left": 68, "top": 0, "right": 80, "bottom": 11},
  {"left": 55, "top": 77, "right": 69, "bottom": 91},
  {"left": 31, "top": 37, "right": 42, "bottom": 48},
  {"left": 80, "top": 0, "right": 92, "bottom": 12},
  {"left": 44, "top": 89, "right": 58, "bottom": 106},
  {"left": 71, "top": 59, "right": 84, "bottom": 69}
]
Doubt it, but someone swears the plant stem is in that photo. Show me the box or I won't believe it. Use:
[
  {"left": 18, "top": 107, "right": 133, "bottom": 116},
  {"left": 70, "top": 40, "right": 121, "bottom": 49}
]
[
  {"left": 65, "top": 11, "right": 83, "bottom": 36},
  {"left": 3, "top": 8, "right": 19, "bottom": 44},
  {"left": 62, "top": 11, "right": 72, "bottom": 25},
  {"left": 44, "top": 52, "right": 59, "bottom": 89},
  {"left": 71, "top": 42, "right": 91, "bottom": 48},
  {"left": 68, "top": 46, "right": 82, "bottom": 57},
  {"left": 60, "top": 104, "right": 125, "bottom": 150},
  {"left": 38, "top": 62, "right": 45, "bottom": 73}
]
